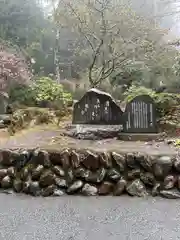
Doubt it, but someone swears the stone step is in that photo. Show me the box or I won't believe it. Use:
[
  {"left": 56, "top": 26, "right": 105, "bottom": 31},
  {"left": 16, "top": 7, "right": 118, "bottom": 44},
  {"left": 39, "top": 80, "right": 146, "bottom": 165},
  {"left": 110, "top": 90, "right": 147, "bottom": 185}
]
[{"left": 118, "top": 133, "right": 164, "bottom": 142}]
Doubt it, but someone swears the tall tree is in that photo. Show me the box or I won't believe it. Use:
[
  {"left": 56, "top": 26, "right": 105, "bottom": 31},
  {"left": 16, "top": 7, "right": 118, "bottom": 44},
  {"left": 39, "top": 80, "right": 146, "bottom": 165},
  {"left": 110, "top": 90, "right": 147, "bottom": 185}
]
[
  {"left": 0, "top": 0, "right": 56, "bottom": 75},
  {"left": 0, "top": 0, "right": 44, "bottom": 46},
  {"left": 54, "top": 0, "right": 173, "bottom": 87}
]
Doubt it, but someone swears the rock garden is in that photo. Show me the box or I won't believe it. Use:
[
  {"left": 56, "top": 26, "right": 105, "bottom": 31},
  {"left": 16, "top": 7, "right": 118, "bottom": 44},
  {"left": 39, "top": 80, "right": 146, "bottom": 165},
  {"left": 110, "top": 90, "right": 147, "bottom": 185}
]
[{"left": 1, "top": 85, "right": 180, "bottom": 199}]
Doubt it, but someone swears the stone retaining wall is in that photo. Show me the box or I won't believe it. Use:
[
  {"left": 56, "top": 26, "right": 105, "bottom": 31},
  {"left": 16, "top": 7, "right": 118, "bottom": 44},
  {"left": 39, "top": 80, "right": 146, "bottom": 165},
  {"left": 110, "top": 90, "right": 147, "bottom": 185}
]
[{"left": 0, "top": 148, "right": 180, "bottom": 198}]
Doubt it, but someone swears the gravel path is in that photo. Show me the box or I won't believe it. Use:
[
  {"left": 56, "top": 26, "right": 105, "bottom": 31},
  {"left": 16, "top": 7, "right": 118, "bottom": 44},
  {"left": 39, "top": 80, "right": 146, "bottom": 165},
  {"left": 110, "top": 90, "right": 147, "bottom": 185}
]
[
  {"left": 0, "top": 194, "right": 180, "bottom": 240},
  {"left": 0, "top": 128, "right": 62, "bottom": 148},
  {"left": 0, "top": 126, "right": 177, "bottom": 155}
]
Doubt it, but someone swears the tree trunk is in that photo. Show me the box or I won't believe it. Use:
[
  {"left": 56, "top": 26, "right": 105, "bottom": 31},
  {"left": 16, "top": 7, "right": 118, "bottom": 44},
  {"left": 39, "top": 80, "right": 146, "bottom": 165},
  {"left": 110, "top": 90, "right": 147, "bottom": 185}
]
[{"left": 54, "top": 28, "right": 61, "bottom": 84}]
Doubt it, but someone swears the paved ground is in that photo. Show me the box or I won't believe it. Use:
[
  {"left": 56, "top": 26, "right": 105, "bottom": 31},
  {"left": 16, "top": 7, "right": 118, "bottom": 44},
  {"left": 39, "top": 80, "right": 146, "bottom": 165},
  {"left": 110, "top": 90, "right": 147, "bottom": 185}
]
[
  {"left": 0, "top": 124, "right": 179, "bottom": 239},
  {"left": 0, "top": 194, "right": 180, "bottom": 240}
]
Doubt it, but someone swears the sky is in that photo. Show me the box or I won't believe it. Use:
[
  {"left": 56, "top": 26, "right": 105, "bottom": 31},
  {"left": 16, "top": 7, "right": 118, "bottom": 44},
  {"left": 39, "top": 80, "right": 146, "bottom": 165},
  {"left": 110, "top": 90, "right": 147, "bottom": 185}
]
[{"left": 130, "top": 0, "right": 180, "bottom": 41}]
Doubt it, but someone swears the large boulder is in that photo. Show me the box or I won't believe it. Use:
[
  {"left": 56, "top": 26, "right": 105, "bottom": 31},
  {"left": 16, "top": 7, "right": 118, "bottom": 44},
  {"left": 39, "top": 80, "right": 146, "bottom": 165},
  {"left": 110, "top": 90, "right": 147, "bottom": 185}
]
[
  {"left": 39, "top": 170, "right": 55, "bottom": 187},
  {"left": 52, "top": 166, "right": 65, "bottom": 177},
  {"left": 74, "top": 167, "right": 90, "bottom": 179},
  {"left": 16, "top": 150, "right": 31, "bottom": 169},
  {"left": 61, "top": 149, "right": 70, "bottom": 168},
  {"left": 136, "top": 153, "right": 154, "bottom": 172},
  {"left": 53, "top": 189, "right": 64, "bottom": 196},
  {"left": 99, "top": 152, "right": 112, "bottom": 168},
  {"left": 111, "top": 152, "right": 126, "bottom": 172},
  {"left": 7, "top": 167, "right": 15, "bottom": 178},
  {"left": 20, "top": 167, "right": 29, "bottom": 181},
  {"left": 127, "top": 169, "right": 141, "bottom": 180},
  {"left": 48, "top": 149, "right": 70, "bottom": 167},
  {"left": 0, "top": 150, "right": 16, "bottom": 166},
  {"left": 41, "top": 185, "right": 56, "bottom": 197},
  {"left": 163, "top": 175, "right": 177, "bottom": 190},
  {"left": 68, "top": 124, "right": 122, "bottom": 140},
  {"left": 29, "top": 181, "right": 41, "bottom": 196},
  {"left": 152, "top": 183, "right": 161, "bottom": 197},
  {"left": 126, "top": 179, "right": 147, "bottom": 197},
  {"left": 114, "top": 179, "right": 127, "bottom": 196},
  {"left": 140, "top": 172, "right": 156, "bottom": 187},
  {"left": 36, "top": 150, "right": 51, "bottom": 168},
  {"left": 85, "top": 168, "right": 106, "bottom": 183},
  {"left": 153, "top": 156, "right": 172, "bottom": 179},
  {"left": 49, "top": 151, "right": 61, "bottom": 165},
  {"left": 174, "top": 157, "right": 180, "bottom": 172},
  {"left": 82, "top": 151, "right": 100, "bottom": 170},
  {"left": 0, "top": 169, "right": 7, "bottom": 180},
  {"left": 1, "top": 176, "right": 12, "bottom": 188},
  {"left": 82, "top": 184, "right": 98, "bottom": 196},
  {"left": 126, "top": 153, "right": 137, "bottom": 169},
  {"left": 98, "top": 182, "right": 114, "bottom": 195},
  {"left": 22, "top": 181, "right": 31, "bottom": 194},
  {"left": 54, "top": 178, "right": 67, "bottom": 188},
  {"left": 67, "top": 180, "right": 83, "bottom": 194},
  {"left": 32, "top": 165, "right": 44, "bottom": 180},
  {"left": 160, "top": 190, "right": 180, "bottom": 199},
  {"left": 13, "top": 179, "right": 23, "bottom": 193},
  {"left": 107, "top": 169, "right": 121, "bottom": 182},
  {"left": 71, "top": 150, "right": 81, "bottom": 168},
  {"left": 65, "top": 169, "right": 74, "bottom": 185},
  {"left": 177, "top": 176, "right": 180, "bottom": 190}
]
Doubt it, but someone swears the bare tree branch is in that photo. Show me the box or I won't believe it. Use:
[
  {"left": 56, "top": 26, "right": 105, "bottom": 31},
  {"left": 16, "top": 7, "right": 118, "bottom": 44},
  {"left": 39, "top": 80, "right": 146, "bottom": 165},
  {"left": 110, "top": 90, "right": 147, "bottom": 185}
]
[
  {"left": 65, "top": 1, "right": 97, "bottom": 52},
  {"left": 54, "top": 0, "right": 173, "bottom": 87},
  {"left": 89, "top": 39, "right": 104, "bottom": 86}
]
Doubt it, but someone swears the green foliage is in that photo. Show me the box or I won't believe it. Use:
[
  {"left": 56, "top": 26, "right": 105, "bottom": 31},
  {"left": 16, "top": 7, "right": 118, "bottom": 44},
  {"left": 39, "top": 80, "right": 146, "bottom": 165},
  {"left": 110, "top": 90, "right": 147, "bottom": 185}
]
[
  {"left": 0, "top": 0, "right": 44, "bottom": 47},
  {"left": 31, "top": 77, "right": 72, "bottom": 104},
  {"left": 9, "top": 84, "right": 35, "bottom": 106},
  {"left": 175, "top": 139, "right": 180, "bottom": 147},
  {"left": 9, "top": 77, "right": 72, "bottom": 107},
  {"left": 111, "top": 64, "right": 144, "bottom": 87},
  {"left": 123, "top": 85, "right": 156, "bottom": 102},
  {"left": 155, "top": 93, "right": 180, "bottom": 115},
  {"left": 173, "top": 54, "right": 180, "bottom": 77},
  {"left": 1, "top": 0, "right": 180, "bottom": 91},
  {"left": 123, "top": 85, "right": 180, "bottom": 118},
  {"left": 8, "top": 107, "right": 70, "bottom": 135},
  {"left": 110, "top": 59, "right": 179, "bottom": 92}
]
